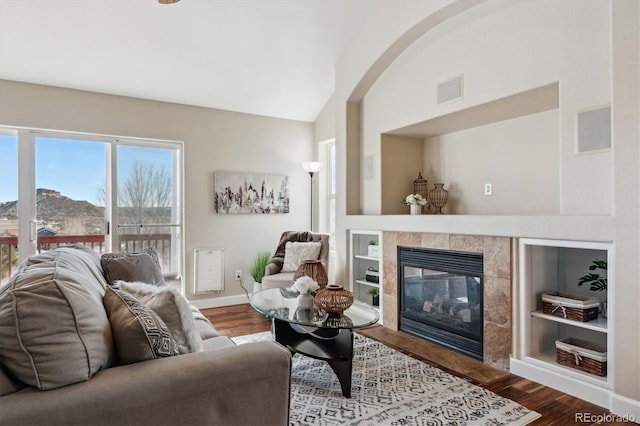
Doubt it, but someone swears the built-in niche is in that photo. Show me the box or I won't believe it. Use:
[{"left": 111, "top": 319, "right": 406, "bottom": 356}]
[{"left": 381, "top": 83, "right": 563, "bottom": 216}]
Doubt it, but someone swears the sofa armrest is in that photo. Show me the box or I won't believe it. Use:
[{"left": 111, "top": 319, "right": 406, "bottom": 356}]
[
  {"left": 265, "top": 261, "right": 281, "bottom": 276},
  {"left": 0, "top": 341, "right": 291, "bottom": 426}
]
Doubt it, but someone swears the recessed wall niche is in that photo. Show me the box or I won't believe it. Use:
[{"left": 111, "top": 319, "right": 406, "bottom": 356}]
[{"left": 381, "top": 83, "right": 561, "bottom": 216}]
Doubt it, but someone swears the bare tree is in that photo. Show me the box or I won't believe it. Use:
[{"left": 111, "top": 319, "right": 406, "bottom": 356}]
[{"left": 118, "top": 161, "right": 172, "bottom": 230}]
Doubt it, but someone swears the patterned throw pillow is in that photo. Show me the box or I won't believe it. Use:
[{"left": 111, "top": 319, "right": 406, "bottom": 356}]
[
  {"left": 103, "top": 286, "right": 178, "bottom": 365},
  {"left": 101, "top": 248, "right": 165, "bottom": 286},
  {"left": 282, "top": 241, "right": 322, "bottom": 272},
  {"left": 116, "top": 281, "right": 203, "bottom": 354}
]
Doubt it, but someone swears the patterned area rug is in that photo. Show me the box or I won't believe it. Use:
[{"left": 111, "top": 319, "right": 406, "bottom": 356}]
[{"left": 233, "top": 332, "right": 540, "bottom": 426}]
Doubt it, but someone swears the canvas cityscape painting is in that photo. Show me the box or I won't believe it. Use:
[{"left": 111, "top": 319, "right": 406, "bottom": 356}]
[{"left": 213, "top": 171, "right": 289, "bottom": 214}]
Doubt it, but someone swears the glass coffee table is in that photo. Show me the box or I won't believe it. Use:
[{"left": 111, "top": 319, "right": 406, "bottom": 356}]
[{"left": 250, "top": 287, "right": 379, "bottom": 398}]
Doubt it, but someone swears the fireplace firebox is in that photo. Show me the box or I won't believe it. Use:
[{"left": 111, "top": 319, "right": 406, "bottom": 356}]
[{"left": 398, "top": 246, "right": 484, "bottom": 361}]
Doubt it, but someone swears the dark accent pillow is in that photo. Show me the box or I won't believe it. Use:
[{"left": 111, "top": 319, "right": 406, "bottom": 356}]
[
  {"left": 103, "top": 286, "right": 178, "bottom": 365},
  {"left": 101, "top": 248, "right": 165, "bottom": 286}
]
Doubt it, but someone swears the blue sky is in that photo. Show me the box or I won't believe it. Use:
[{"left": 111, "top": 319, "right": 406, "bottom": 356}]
[{"left": 0, "top": 135, "right": 171, "bottom": 205}]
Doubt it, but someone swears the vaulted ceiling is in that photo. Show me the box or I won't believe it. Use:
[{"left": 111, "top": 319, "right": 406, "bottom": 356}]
[{"left": 0, "top": 0, "right": 389, "bottom": 122}]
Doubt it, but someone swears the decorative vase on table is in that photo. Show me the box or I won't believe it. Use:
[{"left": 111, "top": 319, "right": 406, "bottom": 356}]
[
  {"left": 293, "top": 259, "right": 328, "bottom": 289},
  {"left": 410, "top": 204, "right": 422, "bottom": 215},
  {"left": 429, "top": 183, "right": 449, "bottom": 214},
  {"left": 297, "top": 293, "right": 315, "bottom": 309},
  {"left": 315, "top": 284, "right": 354, "bottom": 317}
]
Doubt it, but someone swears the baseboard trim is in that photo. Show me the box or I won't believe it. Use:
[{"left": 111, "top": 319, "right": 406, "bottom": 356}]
[
  {"left": 190, "top": 294, "right": 250, "bottom": 309},
  {"left": 510, "top": 358, "right": 610, "bottom": 409},
  {"left": 610, "top": 393, "right": 640, "bottom": 421}
]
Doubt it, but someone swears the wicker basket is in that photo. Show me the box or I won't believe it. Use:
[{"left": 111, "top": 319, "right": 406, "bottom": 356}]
[
  {"left": 556, "top": 337, "right": 607, "bottom": 377},
  {"left": 542, "top": 293, "right": 600, "bottom": 322}
]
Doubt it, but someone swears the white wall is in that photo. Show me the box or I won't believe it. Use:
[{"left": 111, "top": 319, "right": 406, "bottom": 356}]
[
  {"left": 0, "top": 79, "right": 314, "bottom": 306},
  {"left": 423, "top": 110, "right": 560, "bottom": 215},
  {"left": 333, "top": 0, "right": 639, "bottom": 411},
  {"left": 361, "top": 0, "right": 611, "bottom": 216}
]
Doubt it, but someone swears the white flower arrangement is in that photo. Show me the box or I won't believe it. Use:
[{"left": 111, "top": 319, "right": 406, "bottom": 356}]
[
  {"left": 404, "top": 194, "right": 428, "bottom": 206},
  {"left": 291, "top": 276, "right": 319, "bottom": 295}
]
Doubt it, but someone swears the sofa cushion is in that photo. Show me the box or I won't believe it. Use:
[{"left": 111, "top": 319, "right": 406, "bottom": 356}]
[
  {"left": 201, "top": 335, "right": 236, "bottom": 352},
  {"left": 101, "top": 248, "right": 165, "bottom": 286},
  {"left": 0, "top": 246, "right": 113, "bottom": 390},
  {"left": 0, "top": 366, "right": 25, "bottom": 396},
  {"left": 189, "top": 304, "right": 220, "bottom": 339},
  {"left": 104, "top": 286, "right": 178, "bottom": 365},
  {"left": 282, "top": 241, "right": 321, "bottom": 272},
  {"left": 116, "top": 281, "right": 203, "bottom": 354}
]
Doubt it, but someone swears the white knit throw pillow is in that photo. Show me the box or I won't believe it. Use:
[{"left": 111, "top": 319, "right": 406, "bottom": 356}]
[{"left": 282, "top": 241, "right": 322, "bottom": 272}]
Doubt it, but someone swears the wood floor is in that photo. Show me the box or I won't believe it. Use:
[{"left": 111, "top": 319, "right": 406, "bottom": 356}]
[{"left": 201, "top": 304, "right": 635, "bottom": 426}]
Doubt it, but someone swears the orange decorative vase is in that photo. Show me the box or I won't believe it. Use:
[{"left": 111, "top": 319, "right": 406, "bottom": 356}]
[
  {"left": 314, "top": 284, "right": 354, "bottom": 316},
  {"left": 293, "top": 259, "right": 328, "bottom": 289}
]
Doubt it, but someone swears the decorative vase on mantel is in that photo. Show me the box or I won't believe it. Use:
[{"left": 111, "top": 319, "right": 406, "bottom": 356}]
[
  {"left": 410, "top": 204, "right": 422, "bottom": 215},
  {"left": 429, "top": 183, "right": 449, "bottom": 214}
]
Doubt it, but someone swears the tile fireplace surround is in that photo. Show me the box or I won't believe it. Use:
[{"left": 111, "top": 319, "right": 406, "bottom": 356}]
[{"left": 382, "top": 232, "right": 512, "bottom": 371}]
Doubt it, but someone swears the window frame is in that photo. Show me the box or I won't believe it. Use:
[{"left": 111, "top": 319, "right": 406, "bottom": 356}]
[{"left": 0, "top": 125, "right": 185, "bottom": 282}]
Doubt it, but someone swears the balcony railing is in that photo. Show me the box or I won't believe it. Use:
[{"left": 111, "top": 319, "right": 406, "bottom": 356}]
[{"left": 0, "top": 234, "right": 172, "bottom": 282}]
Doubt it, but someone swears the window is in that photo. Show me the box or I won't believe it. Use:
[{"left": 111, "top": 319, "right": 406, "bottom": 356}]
[
  {"left": 0, "top": 127, "right": 183, "bottom": 281},
  {"left": 0, "top": 130, "right": 18, "bottom": 284},
  {"left": 319, "top": 139, "right": 336, "bottom": 248}
]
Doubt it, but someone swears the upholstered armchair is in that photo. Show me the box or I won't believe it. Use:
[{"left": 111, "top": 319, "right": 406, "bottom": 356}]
[{"left": 261, "top": 231, "right": 330, "bottom": 289}]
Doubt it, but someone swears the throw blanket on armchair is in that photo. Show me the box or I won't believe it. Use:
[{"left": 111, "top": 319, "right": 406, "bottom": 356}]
[{"left": 269, "top": 231, "right": 313, "bottom": 271}]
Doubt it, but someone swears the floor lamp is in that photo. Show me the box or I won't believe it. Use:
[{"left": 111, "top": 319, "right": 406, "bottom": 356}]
[{"left": 302, "top": 161, "right": 322, "bottom": 231}]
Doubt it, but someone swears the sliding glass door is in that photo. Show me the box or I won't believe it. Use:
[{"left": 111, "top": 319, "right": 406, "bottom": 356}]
[
  {"left": 35, "top": 136, "right": 107, "bottom": 253},
  {"left": 0, "top": 131, "right": 18, "bottom": 284},
  {"left": 116, "top": 144, "right": 181, "bottom": 274},
  {"left": 0, "top": 128, "right": 183, "bottom": 282}
]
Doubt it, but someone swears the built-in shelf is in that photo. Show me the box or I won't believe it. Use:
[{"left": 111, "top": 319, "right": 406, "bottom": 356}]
[
  {"left": 355, "top": 254, "right": 379, "bottom": 262},
  {"left": 350, "top": 230, "right": 382, "bottom": 323},
  {"left": 530, "top": 310, "right": 608, "bottom": 333},
  {"left": 512, "top": 238, "right": 614, "bottom": 409},
  {"left": 355, "top": 279, "right": 379, "bottom": 288}
]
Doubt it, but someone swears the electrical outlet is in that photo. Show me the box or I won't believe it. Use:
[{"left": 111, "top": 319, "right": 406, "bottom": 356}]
[
  {"left": 234, "top": 269, "right": 242, "bottom": 281},
  {"left": 484, "top": 183, "right": 493, "bottom": 196}
]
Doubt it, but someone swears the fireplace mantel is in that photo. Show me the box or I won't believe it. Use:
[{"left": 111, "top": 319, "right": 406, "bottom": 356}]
[{"left": 382, "top": 231, "right": 512, "bottom": 371}]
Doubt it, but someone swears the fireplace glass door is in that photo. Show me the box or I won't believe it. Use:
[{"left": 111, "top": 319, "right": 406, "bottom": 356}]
[{"left": 399, "top": 247, "right": 483, "bottom": 360}]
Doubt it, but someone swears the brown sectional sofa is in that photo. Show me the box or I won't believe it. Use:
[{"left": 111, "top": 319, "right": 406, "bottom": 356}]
[{"left": 0, "top": 245, "right": 291, "bottom": 426}]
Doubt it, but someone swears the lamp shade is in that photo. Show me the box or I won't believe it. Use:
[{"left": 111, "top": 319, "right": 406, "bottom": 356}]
[{"left": 302, "top": 161, "right": 322, "bottom": 173}]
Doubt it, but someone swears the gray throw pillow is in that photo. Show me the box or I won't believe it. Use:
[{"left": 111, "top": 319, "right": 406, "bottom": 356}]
[
  {"left": 0, "top": 248, "right": 113, "bottom": 390},
  {"left": 116, "top": 281, "right": 203, "bottom": 354},
  {"left": 101, "top": 248, "right": 165, "bottom": 286},
  {"left": 103, "top": 286, "right": 179, "bottom": 365}
]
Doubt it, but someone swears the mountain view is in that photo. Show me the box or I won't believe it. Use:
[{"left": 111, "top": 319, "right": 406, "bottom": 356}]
[{"left": 0, "top": 189, "right": 104, "bottom": 235}]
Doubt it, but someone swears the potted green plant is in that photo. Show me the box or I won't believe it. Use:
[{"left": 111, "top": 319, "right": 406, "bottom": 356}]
[
  {"left": 367, "top": 240, "right": 379, "bottom": 258},
  {"left": 578, "top": 259, "right": 607, "bottom": 317},
  {"left": 367, "top": 287, "right": 379, "bottom": 306},
  {"left": 578, "top": 259, "right": 607, "bottom": 291},
  {"left": 250, "top": 251, "right": 271, "bottom": 293}
]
